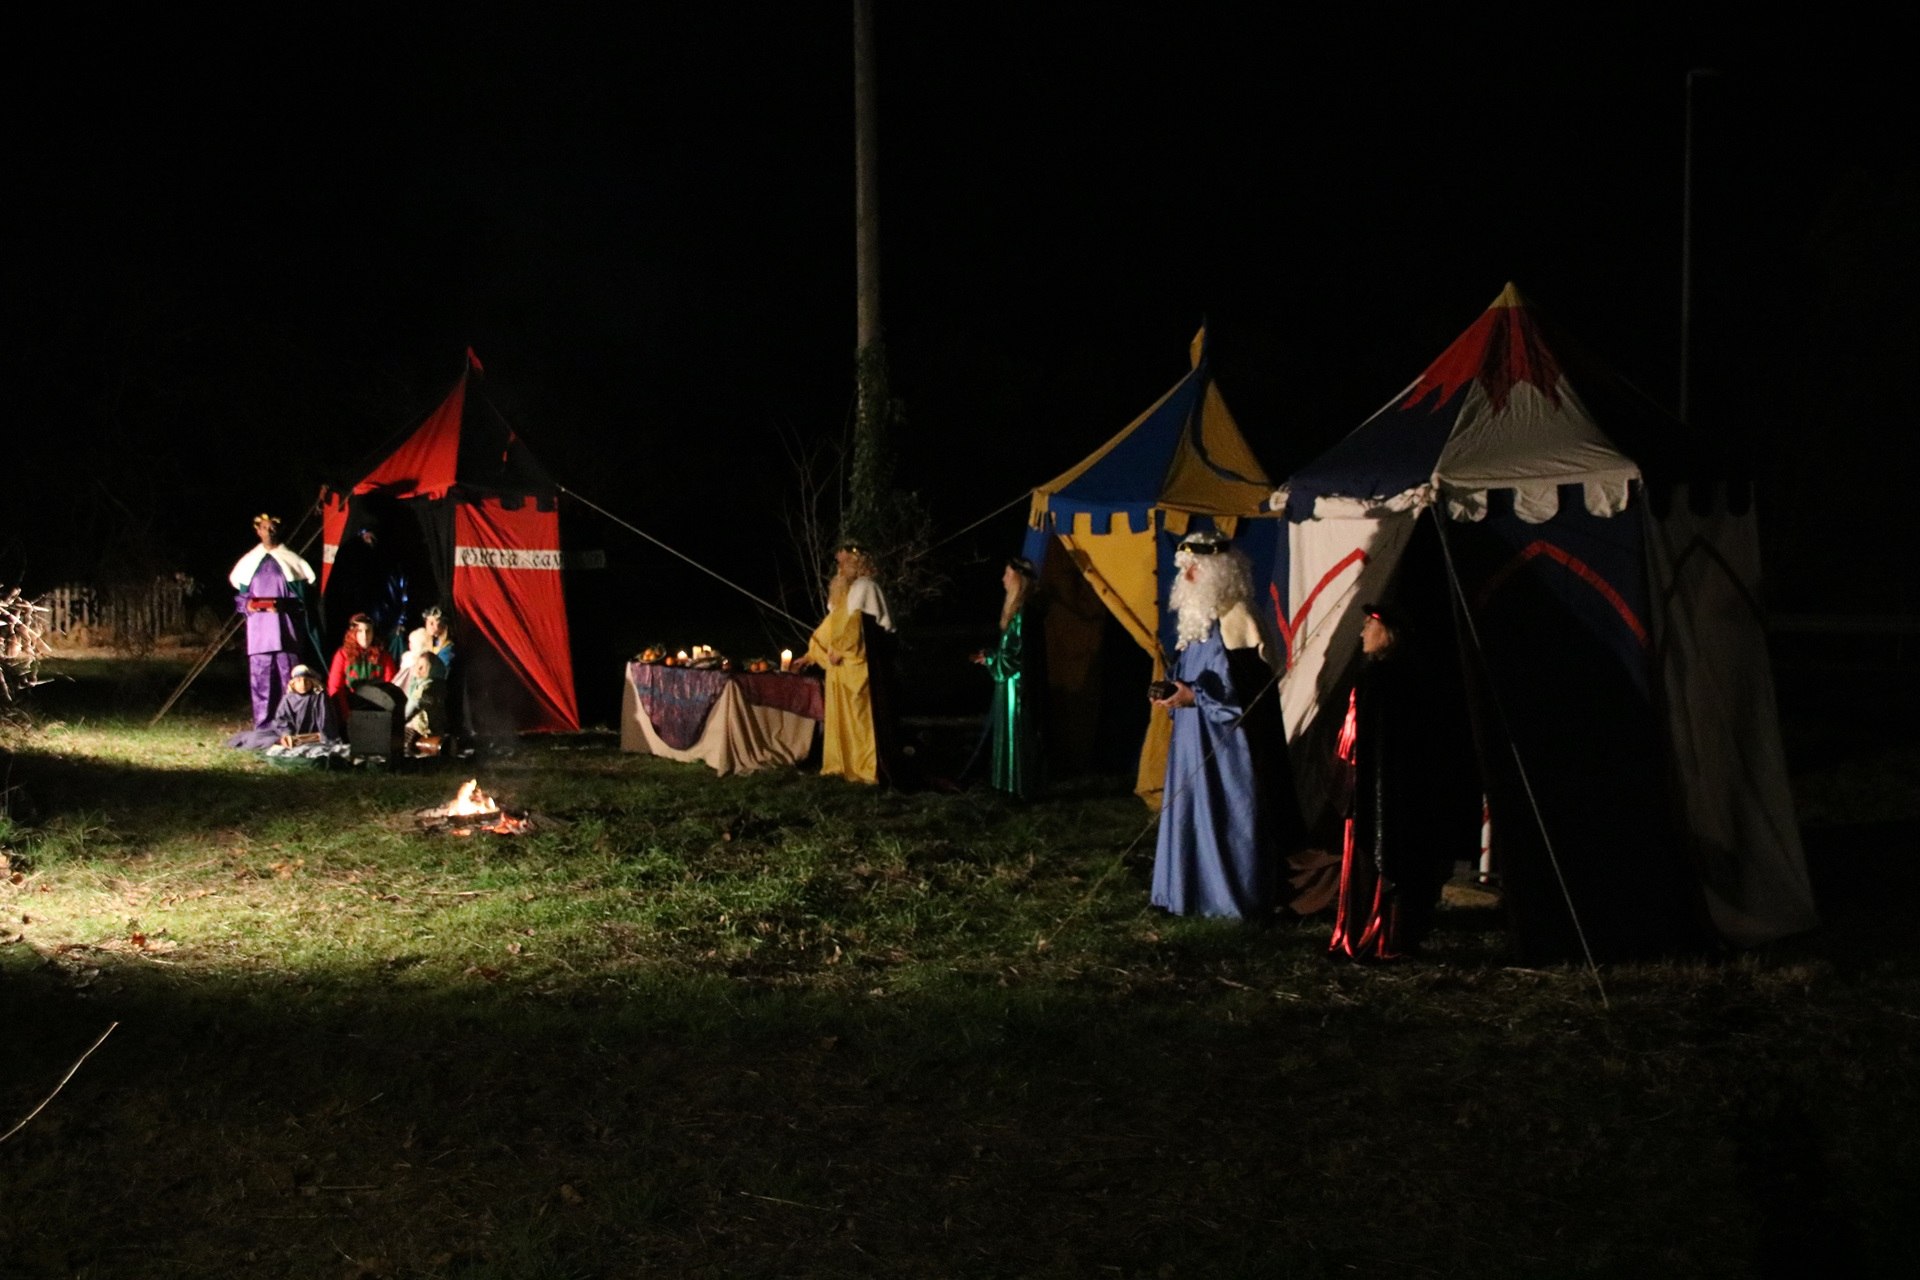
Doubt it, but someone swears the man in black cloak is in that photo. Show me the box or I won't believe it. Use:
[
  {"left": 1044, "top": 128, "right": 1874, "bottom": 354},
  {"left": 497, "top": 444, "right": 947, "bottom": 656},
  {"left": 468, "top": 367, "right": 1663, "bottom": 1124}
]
[{"left": 1329, "top": 601, "right": 1465, "bottom": 959}]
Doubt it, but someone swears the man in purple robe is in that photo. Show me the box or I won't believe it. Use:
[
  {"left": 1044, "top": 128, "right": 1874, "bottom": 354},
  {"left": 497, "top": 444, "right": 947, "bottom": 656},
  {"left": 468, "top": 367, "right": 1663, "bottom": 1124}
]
[
  {"left": 229, "top": 513, "right": 317, "bottom": 728},
  {"left": 1150, "top": 530, "right": 1301, "bottom": 919}
]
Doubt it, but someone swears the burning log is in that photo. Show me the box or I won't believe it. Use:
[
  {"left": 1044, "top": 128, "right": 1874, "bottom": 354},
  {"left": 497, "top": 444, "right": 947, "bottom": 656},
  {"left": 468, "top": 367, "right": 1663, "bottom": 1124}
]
[{"left": 415, "top": 779, "right": 538, "bottom": 836}]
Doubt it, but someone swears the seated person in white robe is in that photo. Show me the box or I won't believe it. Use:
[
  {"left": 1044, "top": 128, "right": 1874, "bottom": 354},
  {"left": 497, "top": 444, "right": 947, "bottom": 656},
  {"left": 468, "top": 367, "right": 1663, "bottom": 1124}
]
[{"left": 402, "top": 628, "right": 448, "bottom": 743}]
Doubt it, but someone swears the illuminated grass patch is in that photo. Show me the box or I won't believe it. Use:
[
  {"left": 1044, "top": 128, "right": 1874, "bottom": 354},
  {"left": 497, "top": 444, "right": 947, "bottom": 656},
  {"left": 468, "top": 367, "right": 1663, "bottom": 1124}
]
[{"left": 2, "top": 662, "right": 1915, "bottom": 1278}]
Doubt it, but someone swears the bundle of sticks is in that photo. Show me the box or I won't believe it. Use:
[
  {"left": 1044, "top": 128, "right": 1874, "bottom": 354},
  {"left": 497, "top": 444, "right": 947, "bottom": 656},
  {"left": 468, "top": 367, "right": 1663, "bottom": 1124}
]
[{"left": 1, "top": 587, "right": 53, "bottom": 706}]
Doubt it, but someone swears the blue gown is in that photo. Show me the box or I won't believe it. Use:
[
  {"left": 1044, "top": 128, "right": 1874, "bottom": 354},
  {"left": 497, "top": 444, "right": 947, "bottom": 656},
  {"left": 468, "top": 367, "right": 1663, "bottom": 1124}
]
[
  {"left": 1150, "top": 618, "right": 1278, "bottom": 919},
  {"left": 227, "top": 686, "right": 340, "bottom": 750}
]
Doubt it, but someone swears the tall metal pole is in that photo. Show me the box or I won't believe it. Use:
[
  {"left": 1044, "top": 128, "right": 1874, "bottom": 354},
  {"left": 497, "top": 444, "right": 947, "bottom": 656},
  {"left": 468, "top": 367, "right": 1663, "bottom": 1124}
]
[
  {"left": 854, "top": 0, "right": 882, "bottom": 355},
  {"left": 1680, "top": 68, "right": 1715, "bottom": 425},
  {"left": 846, "top": 0, "right": 890, "bottom": 547}
]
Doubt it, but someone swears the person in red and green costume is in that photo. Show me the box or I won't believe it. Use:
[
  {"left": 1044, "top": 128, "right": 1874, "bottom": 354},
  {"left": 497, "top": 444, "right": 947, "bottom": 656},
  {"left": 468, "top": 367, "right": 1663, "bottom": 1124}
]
[{"left": 325, "top": 613, "right": 397, "bottom": 724}]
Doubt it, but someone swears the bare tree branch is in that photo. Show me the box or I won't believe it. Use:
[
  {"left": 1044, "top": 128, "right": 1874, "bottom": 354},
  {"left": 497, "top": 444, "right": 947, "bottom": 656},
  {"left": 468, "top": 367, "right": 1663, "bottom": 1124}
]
[
  {"left": 1, "top": 588, "right": 55, "bottom": 710},
  {"left": 0, "top": 1022, "right": 119, "bottom": 1145}
]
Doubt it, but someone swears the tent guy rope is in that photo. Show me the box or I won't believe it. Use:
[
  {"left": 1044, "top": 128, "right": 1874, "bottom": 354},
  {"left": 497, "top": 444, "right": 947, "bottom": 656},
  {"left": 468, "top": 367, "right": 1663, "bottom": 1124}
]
[
  {"left": 558, "top": 486, "right": 814, "bottom": 634},
  {"left": 1435, "top": 517, "right": 1610, "bottom": 1010},
  {"left": 910, "top": 488, "right": 1033, "bottom": 560},
  {"left": 1049, "top": 660, "right": 1285, "bottom": 939}
]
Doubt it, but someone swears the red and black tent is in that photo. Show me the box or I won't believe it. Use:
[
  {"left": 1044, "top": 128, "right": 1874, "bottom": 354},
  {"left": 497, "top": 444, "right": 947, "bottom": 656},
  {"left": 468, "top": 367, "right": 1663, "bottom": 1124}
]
[{"left": 320, "top": 354, "right": 580, "bottom": 733}]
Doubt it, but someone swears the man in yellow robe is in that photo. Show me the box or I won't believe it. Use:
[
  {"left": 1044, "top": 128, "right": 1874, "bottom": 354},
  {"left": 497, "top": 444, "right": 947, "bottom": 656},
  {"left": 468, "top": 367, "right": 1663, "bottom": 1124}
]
[{"left": 796, "top": 543, "right": 894, "bottom": 784}]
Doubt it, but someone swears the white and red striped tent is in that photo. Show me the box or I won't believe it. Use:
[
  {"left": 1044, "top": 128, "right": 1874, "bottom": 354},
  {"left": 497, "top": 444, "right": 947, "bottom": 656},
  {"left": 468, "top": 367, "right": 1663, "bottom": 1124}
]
[{"left": 1266, "top": 285, "right": 1816, "bottom": 959}]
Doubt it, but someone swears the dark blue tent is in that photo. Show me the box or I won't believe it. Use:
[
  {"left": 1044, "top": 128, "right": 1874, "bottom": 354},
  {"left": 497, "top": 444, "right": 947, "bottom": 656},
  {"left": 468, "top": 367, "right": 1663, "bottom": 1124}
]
[{"left": 1268, "top": 285, "right": 1815, "bottom": 960}]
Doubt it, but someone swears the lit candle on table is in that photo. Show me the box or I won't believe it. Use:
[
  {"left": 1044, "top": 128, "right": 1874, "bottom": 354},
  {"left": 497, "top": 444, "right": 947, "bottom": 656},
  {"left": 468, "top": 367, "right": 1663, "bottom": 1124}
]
[{"left": 780, "top": 649, "right": 793, "bottom": 672}]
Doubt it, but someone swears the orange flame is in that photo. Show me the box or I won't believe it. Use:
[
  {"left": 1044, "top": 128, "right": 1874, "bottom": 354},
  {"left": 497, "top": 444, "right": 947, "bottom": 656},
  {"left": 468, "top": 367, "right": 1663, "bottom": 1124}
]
[
  {"left": 447, "top": 779, "right": 497, "bottom": 816},
  {"left": 437, "top": 779, "right": 533, "bottom": 835}
]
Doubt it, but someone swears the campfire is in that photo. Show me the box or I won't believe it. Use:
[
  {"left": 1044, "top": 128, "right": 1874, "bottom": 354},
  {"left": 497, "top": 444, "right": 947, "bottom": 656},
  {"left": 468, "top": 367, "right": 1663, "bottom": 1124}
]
[{"left": 416, "top": 779, "right": 536, "bottom": 836}]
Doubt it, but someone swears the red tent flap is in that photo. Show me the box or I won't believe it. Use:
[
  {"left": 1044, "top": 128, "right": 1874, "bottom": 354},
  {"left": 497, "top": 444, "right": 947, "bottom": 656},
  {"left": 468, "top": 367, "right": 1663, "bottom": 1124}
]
[
  {"left": 319, "top": 494, "right": 350, "bottom": 592},
  {"left": 356, "top": 374, "right": 468, "bottom": 500},
  {"left": 453, "top": 499, "right": 579, "bottom": 731}
]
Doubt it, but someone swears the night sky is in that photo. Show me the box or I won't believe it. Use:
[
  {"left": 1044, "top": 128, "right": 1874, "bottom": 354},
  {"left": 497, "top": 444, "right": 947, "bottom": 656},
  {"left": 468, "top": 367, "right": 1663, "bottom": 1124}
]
[{"left": 9, "top": 8, "right": 1915, "bottom": 639}]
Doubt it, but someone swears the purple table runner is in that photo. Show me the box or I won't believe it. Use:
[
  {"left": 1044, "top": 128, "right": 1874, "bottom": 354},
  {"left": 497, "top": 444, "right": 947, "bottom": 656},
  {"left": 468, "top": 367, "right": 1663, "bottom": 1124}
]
[
  {"left": 628, "top": 663, "right": 728, "bottom": 749},
  {"left": 627, "top": 665, "right": 823, "bottom": 750},
  {"left": 734, "top": 671, "right": 824, "bottom": 721}
]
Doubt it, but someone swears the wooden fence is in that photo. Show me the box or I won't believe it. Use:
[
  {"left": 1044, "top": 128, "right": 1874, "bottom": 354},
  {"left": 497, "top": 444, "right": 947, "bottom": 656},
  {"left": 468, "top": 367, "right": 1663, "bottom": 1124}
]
[{"left": 41, "top": 576, "right": 199, "bottom": 649}]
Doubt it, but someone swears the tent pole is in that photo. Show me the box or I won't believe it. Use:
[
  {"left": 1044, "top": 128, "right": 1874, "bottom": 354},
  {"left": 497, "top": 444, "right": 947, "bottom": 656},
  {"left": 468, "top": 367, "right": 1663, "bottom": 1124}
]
[
  {"left": 1432, "top": 508, "right": 1610, "bottom": 1007},
  {"left": 147, "top": 613, "right": 244, "bottom": 728},
  {"left": 1680, "top": 68, "right": 1717, "bottom": 425}
]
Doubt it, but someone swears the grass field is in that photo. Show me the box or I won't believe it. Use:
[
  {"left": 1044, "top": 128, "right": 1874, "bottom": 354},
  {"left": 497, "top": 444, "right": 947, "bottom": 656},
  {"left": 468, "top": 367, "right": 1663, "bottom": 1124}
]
[{"left": 2, "top": 657, "right": 1917, "bottom": 1278}]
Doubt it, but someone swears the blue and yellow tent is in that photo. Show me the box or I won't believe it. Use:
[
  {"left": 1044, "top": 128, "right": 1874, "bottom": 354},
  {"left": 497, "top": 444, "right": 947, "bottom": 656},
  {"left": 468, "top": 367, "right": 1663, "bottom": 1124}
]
[{"left": 1023, "top": 328, "right": 1276, "bottom": 803}]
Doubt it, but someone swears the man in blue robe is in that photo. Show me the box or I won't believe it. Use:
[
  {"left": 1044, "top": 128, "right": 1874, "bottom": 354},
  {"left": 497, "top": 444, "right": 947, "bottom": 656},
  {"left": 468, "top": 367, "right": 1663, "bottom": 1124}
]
[{"left": 1150, "top": 530, "right": 1298, "bottom": 919}]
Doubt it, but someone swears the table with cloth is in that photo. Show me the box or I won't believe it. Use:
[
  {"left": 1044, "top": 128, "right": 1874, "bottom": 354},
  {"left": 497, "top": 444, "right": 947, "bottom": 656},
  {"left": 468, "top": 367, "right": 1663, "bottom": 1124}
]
[{"left": 620, "top": 663, "right": 823, "bottom": 775}]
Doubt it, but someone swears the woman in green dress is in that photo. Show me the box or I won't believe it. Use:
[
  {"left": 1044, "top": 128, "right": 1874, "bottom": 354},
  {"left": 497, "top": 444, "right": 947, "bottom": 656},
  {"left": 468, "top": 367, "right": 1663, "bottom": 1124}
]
[{"left": 973, "top": 557, "right": 1042, "bottom": 800}]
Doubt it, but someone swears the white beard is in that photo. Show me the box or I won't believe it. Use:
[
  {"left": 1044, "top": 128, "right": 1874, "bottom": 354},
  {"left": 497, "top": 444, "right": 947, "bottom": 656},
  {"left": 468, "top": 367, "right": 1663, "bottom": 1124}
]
[
  {"left": 1173, "top": 587, "right": 1217, "bottom": 650},
  {"left": 1169, "top": 551, "right": 1251, "bottom": 650}
]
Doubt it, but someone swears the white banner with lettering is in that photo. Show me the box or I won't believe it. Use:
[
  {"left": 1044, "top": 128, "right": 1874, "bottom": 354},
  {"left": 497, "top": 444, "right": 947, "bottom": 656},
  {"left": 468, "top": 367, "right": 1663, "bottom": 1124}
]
[{"left": 454, "top": 546, "right": 565, "bottom": 571}]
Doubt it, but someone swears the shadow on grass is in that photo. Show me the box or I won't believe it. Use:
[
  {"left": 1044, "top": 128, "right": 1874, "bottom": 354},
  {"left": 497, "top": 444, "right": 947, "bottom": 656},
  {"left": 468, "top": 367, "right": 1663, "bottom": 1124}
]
[
  {"left": 33, "top": 653, "right": 250, "bottom": 723},
  {"left": 0, "top": 956, "right": 1343, "bottom": 1278},
  {"left": 9, "top": 909, "right": 1913, "bottom": 1280},
  {"left": 1, "top": 743, "right": 470, "bottom": 851},
  {"left": 3, "top": 731, "right": 612, "bottom": 856}
]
